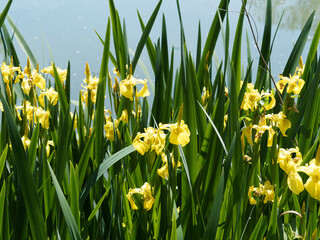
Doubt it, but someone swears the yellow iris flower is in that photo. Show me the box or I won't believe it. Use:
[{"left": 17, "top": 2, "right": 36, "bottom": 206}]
[
  {"left": 133, "top": 120, "right": 190, "bottom": 155},
  {"left": 133, "top": 127, "right": 166, "bottom": 155},
  {"left": 278, "top": 147, "right": 304, "bottom": 195},
  {"left": 80, "top": 63, "right": 99, "bottom": 105},
  {"left": 157, "top": 152, "right": 181, "bottom": 180},
  {"left": 242, "top": 112, "right": 291, "bottom": 147},
  {"left": 252, "top": 119, "right": 275, "bottom": 147},
  {"left": 299, "top": 146, "right": 320, "bottom": 201},
  {"left": 1, "top": 60, "right": 21, "bottom": 84},
  {"left": 119, "top": 75, "right": 149, "bottom": 101},
  {"left": 201, "top": 87, "right": 210, "bottom": 104},
  {"left": 240, "top": 83, "right": 275, "bottom": 111},
  {"left": 23, "top": 101, "right": 50, "bottom": 129},
  {"left": 103, "top": 110, "right": 128, "bottom": 141},
  {"left": 21, "top": 135, "right": 31, "bottom": 150},
  {"left": 248, "top": 181, "right": 275, "bottom": 205},
  {"left": 276, "top": 74, "right": 305, "bottom": 95},
  {"left": 265, "top": 111, "right": 291, "bottom": 137},
  {"left": 21, "top": 59, "right": 46, "bottom": 95},
  {"left": 38, "top": 87, "right": 59, "bottom": 107},
  {"left": 167, "top": 120, "right": 190, "bottom": 147},
  {"left": 126, "top": 182, "right": 155, "bottom": 211},
  {"left": 34, "top": 107, "right": 50, "bottom": 129},
  {"left": 46, "top": 140, "right": 54, "bottom": 157},
  {"left": 42, "top": 64, "right": 67, "bottom": 83}
]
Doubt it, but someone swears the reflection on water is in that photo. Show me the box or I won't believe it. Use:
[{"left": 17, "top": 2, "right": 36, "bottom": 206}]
[{"left": 248, "top": 0, "right": 320, "bottom": 31}]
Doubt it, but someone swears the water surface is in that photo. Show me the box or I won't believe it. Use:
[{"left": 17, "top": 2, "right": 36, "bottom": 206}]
[{"left": 4, "top": 0, "right": 320, "bottom": 100}]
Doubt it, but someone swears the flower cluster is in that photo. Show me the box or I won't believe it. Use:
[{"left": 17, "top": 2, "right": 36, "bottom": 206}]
[{"left": 244, "top": 60, "right": 307, "bottom": 205}]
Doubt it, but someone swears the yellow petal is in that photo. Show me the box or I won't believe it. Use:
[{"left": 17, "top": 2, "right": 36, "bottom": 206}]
[
  {"left": 240, "top": 91, "right": 261, "bottom": 110},
  {"left": 33, "top": 73, "right": 46, "bottom": 90},
  {"left": 267, "top": 127, "right": 275, "bottom": 147},
  {"left": 104, "top": 121, "right": 115, "bottom": 141},
  {"left": 305, "top": 177, "right": 320, "bottom": 201},
  {"left": 248, "top": 186, "right": 257, "bottom": 205},
  {"left": 133, "top": 134, "right": 149, "bottom": 155},
  {"left": 262, "top": 91, "right": 276, "bottom": 110},
  {"left": 287, "top": 172, "right": 304, "bottom": 195},
  {"left": 126, "top": 192, "right": 138, "bottom": 210},
  {"left": 157, "top": 164, "right": 169, "bottom": 180},
  {"left": 119, "top": 79, "right": 134, "bottom": 101},
  {"left": 21, "top": 79, "right": 31, "bottom": 95},
  {"left": 136, "top": 80, "right": 150, "bottom": 98},
  {"left": 169, "top": 120, "right": 190, "bottom": 146},
  {"left": 278, "top": 118, "right": 291, "bottom": 136},
  {"left": 242, "top": 124, "right": 253, "bottom": 145}
]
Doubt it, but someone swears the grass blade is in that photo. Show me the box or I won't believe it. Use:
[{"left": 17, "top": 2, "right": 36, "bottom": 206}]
[
  {"left": 95, "top": 19, "right": 110, "bottom": 163},
  {"left": 79, "top": 145, "right": 136, "bottom": 207},
  {"left": 0, "top": 145, "right": 8, "bottom": 178},
  {"left": 7, "top": 15, "right": 37, "bottom": 68},
  {"left": 282, "top": 12, "right": 315, "bottom": 76},
  {"left": 131, "top": 0, "right": 162, "bottom": 73},
  {"left": 47, "top": 161, "right": 81, "bottom": 240},
  {"left": 203, "top": 171, "right": 224, "bottom": 240}
]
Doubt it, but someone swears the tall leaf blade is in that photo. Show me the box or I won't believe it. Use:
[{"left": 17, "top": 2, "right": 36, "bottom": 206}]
[
  {"left": 282, "top": 12, "right": 315, "bottom": 76},
  {"left": 197, "top": 0, "right": 230, "bottom": 85},
  {"left": 7, "top": 15, "right": 37, "bottom": 68},
  {"left": 48, "top": 161, "right": 81, "bottom": 240},
  {"left": 131, "top": 0, "right": 162, "bottom": 73},
  {"left": 0, "top": 0, "right": 12, "bottom": 28},
  {"left": 80, "top": 145, "right": 136, "bottom": 207}
]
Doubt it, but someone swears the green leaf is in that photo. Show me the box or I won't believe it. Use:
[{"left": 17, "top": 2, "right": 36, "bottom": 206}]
[
  {"left": 197, "top": 0, "right": 230, "bottom": 85},
  {"left": 131, "top": 0, "right": 162, "bottom": 73},
  {"left": 87, "top": 188, "right": 109, "bottom": 222},
  {"left": 95, "top": 19, "right": 110, "bottom": 163},
  {"left": 231, "top": 0, "right": 246, "bottom": 94},
  {"left": 282, "top": 12, "right": 315, "bottom": 76},
  {"left": 0, "top": 145, "right": 8, "bottom": 178},
  {"left": 0, "top": 182, "right": 6, "bottom": 239},
  {"left": 79, "top": 145, "right": 136, "bottom": 207},
  {"left": 254, "top": 0, "right": 272, "bottom": 90},
  {"left": 55, "top": 106, "right": 72, "bottom": 183},
  {"left": 248, "top": 213, "right": 268, "bottom": 240},
  {"left": 0, "top": 1, "right": 12, "bottom": 28},
  {"left": 70, "top": 162, "right": 80, "bottom": 229},
  {"left": 7, "top": 15, "right": 37, "bottom": 68},
  {"left": 77, "top": 128, "right": 95, "bottom": 187},
  {"left": 203, "top": 171, "right": 225, "bottom": 240},
  {"left": 137, "top": 11, "right": 156, "bottom": 72},
  {"left": 198, "top": 101, "right": 227, "bottom": 154},
  {"left": 53, "top": 63, "right": 68, "bottom": 116},
  {"left": 47, "top": 161, "right": 81, "bottom": 240},
  {"left": 28, "top": 123, "right": 39, "bottom": 171}
]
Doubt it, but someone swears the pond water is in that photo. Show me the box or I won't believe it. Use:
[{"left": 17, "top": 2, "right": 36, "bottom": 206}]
[{"left": 3, "top": 0, "right": 320, "bottom": 101}]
